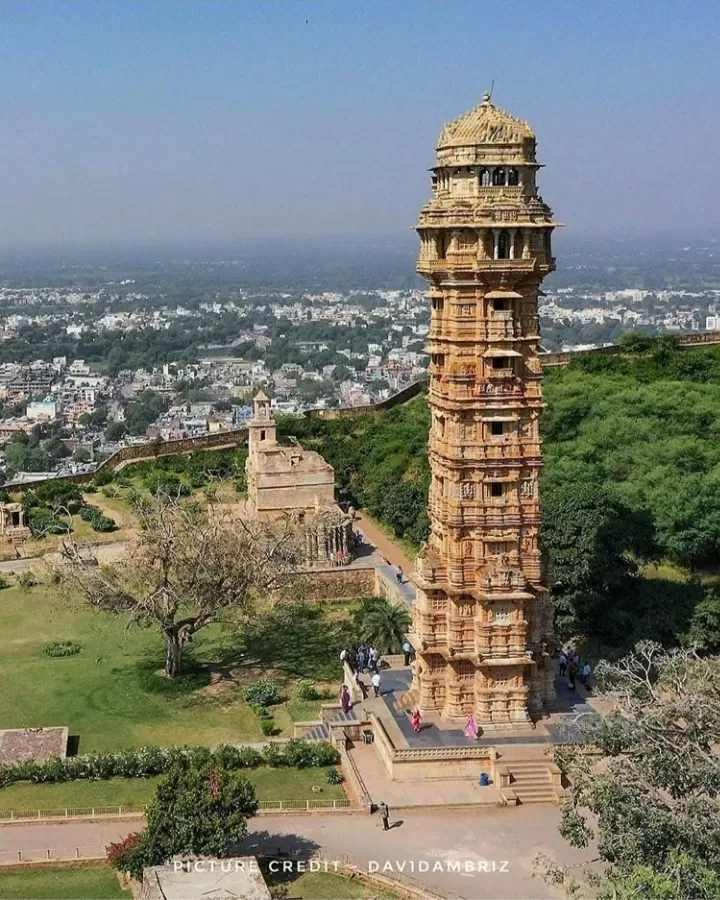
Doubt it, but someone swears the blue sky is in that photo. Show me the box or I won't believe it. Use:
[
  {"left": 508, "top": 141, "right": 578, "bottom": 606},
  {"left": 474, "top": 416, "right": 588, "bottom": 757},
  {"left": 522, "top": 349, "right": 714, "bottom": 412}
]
[{"left": 0, "top": 1, "right": 718, "bottom": 244}]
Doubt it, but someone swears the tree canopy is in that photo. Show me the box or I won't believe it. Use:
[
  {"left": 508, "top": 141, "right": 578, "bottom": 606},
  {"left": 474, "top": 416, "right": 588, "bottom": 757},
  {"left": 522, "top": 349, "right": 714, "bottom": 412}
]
[
  {"left": 58, "top": 494, "right": 299, "bottom": 676},
  {"left": 547, "top": 643, "right": 720, "bottom": 899}
]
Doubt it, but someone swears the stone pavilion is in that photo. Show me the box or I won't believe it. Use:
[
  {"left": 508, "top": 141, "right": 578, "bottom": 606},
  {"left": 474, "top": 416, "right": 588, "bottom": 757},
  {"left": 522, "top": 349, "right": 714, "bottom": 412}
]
[{"left": 245, "top": 392, "right": 354, "bottom": 566}]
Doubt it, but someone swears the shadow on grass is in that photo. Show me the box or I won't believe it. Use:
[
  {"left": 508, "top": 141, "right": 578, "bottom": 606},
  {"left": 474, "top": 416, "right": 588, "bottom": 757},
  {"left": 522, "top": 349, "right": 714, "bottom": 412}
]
[
  {"left": 130, "top": 655, "right": 213, "bottom": 696},
  {"left": 235, "top": 830, "right": 322, "bottom": 897},
  {"left": 115, "top": 602, "right": 356, "bottom": 703},
  {"left": 230, "top": 602, "right": 355, "bottom": 683}
]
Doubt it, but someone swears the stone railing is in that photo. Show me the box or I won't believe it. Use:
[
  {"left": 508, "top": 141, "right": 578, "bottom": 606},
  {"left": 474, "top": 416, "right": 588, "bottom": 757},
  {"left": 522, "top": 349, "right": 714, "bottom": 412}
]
[
  {"left": 393, "top": 745, "right": 493, "bottom": 762},
  {"left": 341, "top": 746, "right": 373, "bottom": 812}
]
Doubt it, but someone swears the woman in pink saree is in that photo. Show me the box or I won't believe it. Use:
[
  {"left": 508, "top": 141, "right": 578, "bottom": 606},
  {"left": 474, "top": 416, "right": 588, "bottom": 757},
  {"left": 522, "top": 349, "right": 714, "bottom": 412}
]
[{"left": 464, "top": 714, "right": 479, "bottom": 740}]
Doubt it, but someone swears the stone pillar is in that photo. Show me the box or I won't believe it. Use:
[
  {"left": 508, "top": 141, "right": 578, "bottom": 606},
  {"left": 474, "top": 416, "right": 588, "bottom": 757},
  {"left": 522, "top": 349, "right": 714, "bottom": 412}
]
[
  {"left": 492, "top": 229, "right": 500, "bottom": 260},
  {"left": 509, "top": 228, "right": 517, "bottom": 259},
  {"left": 522, "top": 229, "right": 531, "bottom": 259}
]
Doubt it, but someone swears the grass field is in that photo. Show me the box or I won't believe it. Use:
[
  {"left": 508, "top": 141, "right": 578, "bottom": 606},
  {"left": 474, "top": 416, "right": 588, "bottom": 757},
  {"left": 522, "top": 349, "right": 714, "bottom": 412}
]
[
  {"left": 0, "top": 866, "right": 130, "bottom": 899},
  {"left": 268, "top": 870, "right": 401, "bottom": 899},
  {"left": 0, "top": 582, "right": 352, "bottom": 751},
  {"left": 0, "top": 768, "right": 345, "bottom": 811}
]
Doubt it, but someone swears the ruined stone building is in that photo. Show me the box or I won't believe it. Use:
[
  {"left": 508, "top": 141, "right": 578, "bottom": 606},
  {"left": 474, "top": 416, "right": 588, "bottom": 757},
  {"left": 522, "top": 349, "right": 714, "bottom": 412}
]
[
  {"left": 409, "top": 93, "right": 558, "bottom": 727},
  {"left": 245, "top": 392, "right": 353, "bottom": 565}
]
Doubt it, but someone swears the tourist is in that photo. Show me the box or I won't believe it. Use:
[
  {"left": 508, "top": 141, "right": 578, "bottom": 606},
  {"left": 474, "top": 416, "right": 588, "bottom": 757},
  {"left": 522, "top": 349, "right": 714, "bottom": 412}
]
[
  {"left": 368, "top": 646, "right": 379, "bottom": 674},
  {"left": 379, "top": 801, "right": 390, "bottom": 831},
  {"left": 581, "top": 661, "right": 592, "bottom": 687},
  {"left": 356, "top": 674, "right": 368, "bottom": 699},
  {"left": 356, "top": 646, "right": 367, "bottom": 673},
  {"left": 464, "top": 714, "right": 479, "bottom": 740},
  {"left": 411, "top": 708, "right": 422, "bottom": 733},
  {"left": 558, "top": 650, "right": 567, "bottom": 677},
  {"left": 340, "top": 684, "right": 352, "bottom": 714},
  {"left": 396, "top": 566, "right": 404, "bottom": 584},
  {"left": 402, "top": 639, "right": 413, "bottom": 667},
  {"left": 372, "top": 670, "right": 381, "bottom": 697},
  {"left": 568, "top": 658, "right": 577, "bottom": 690}
]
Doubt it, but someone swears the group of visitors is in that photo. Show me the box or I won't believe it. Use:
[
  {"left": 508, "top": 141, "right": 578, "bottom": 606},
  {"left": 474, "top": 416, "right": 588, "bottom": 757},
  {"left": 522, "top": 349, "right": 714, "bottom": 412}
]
[
  {"left": 340, "top": 645, "right": 384, "bottom": 699},
  {"left": 558, "top": 647, "right": 592, "bottom": 691}
]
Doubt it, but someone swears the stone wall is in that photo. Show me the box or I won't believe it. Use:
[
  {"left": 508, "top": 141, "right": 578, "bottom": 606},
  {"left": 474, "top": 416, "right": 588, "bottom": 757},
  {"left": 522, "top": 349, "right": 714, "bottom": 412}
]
[{"left": 295, "top": 566, "right": 376, "bottom": 601}]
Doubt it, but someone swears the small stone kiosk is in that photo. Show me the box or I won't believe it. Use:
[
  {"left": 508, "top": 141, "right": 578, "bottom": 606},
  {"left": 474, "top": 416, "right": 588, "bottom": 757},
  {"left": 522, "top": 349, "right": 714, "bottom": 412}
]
[
  {"left": 0, "top": 501, "right": 31, "bottom": 552},
  {"left": 245, "top": 392, "right": 354, "bottom": 566}
]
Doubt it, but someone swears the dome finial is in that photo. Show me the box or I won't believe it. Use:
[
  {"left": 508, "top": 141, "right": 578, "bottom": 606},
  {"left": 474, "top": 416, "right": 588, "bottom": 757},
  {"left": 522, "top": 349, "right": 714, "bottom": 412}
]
[{"left": 482, "top": 90, "right": 492, "bottom": 105}]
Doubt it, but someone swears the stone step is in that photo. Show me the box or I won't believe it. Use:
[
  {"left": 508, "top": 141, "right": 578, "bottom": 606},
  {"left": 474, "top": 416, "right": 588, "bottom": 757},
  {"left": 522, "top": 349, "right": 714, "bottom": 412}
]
[
  {"left": 510, "top": 770, "right": 551, "bottom": 781},
  {"left": 306, "top": 724, "right": 330, "bottom": 741}
]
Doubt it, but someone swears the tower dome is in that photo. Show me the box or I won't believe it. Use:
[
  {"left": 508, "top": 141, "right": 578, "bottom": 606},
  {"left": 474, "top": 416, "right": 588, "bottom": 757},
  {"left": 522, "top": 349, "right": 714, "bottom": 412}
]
[{"left": 438, "top": 92, "right": 535, "bottom": 149}]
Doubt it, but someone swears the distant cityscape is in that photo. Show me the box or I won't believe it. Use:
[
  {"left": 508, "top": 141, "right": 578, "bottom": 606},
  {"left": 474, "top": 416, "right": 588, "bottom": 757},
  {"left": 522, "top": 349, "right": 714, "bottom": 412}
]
[{"left": 0, "top": 233, "right": 719, "bottom": 484}]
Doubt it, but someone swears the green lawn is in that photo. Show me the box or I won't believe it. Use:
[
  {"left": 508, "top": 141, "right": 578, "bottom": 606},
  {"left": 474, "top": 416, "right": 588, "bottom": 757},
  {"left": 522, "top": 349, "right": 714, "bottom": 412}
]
[
  {"left": 0, "top": 768, "right": 346, "bottom": 812},
  {"left": 0, "top": 866, "right": 130, "bottom": 899},
  {"left": 0, "top": 583, "right": 353, "bottom": 751},
  {"left": 268, "top": 871, "right": 401, "bottom": 899}
]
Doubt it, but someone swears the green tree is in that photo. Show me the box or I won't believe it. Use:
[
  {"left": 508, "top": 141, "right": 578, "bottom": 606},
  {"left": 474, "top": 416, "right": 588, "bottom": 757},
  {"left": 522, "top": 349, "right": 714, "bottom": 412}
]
[
  {"left": 104, "top": 420, "right": 127, "bottom": 442},
  {"left": 353, "top": 597, "right": 411, "bottom": 654},
  {"left": 72, "top": 447, "right": 92, "bottom": 463},
  {"left": 545, "top": 643, "right": 720, "bottom": 900},
  {"left": 109, "top": 759, "right": 258, "bottom": 879},
  {"left": 541, "top": 481, "right": 653, "bottom": 642}
]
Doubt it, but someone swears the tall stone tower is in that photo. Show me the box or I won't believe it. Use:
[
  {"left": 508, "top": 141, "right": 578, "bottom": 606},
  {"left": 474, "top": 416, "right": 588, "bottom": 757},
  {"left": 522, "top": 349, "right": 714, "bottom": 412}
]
[{"left": 410, "top": 93, "right": 558, "bottom": 728}]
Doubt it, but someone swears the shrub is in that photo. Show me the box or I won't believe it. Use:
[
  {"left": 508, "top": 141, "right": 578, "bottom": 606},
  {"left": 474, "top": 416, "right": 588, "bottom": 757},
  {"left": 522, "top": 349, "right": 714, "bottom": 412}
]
[
  {"left": 27, "top": 507, "right": 71, "bottom": 537},
  {"left": 297, "top": 680, "right": 320, "bottom": 701},
  {"left": 145, "top": 471, "right": 190, "bottom": 497},
  {"left": 260, "top": 719, "right": 275, "bottom": 736},
  {"left": 325, "top": 767, "right": 344, "bottom": 785},
  {"left": 79, "top": 504, "right": 116, "bottom": 532},
  {"left": 107, "top": 832, "right": 142, "bottom": 868},
  {"left": 94, "top": 468, "right": 114, "bottom": 487},
  {"left": 0, "top": 576, "right": 9, "bottom": 590},
  {"left": 244, "top": 679, "right": 280, "bottom": 707},
  {"left": 43, "top": 641, "right": 81, "bottom": 658},
  {"left": 17, "top": 571, "right": 37, "bottom": 592},
  {"left": 0, "top": 740, "right": 340, "bottom": 792}
]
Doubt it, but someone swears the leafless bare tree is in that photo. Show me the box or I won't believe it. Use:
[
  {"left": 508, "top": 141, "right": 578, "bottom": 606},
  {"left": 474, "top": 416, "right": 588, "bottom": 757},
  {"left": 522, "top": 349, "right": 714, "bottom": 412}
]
[{"left": 56, "top": 493, "right": 301, "bottom": 677}]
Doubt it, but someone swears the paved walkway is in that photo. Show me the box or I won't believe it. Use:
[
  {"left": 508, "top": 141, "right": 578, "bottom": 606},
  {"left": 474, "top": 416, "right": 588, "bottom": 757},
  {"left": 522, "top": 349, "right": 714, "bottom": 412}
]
[
  {"left": 348, "top": 742, "right": 503, "bottom": 809},
  {"left": 354, "top": 513, "right": 416, "bottom": 579},
  {"left": 0, "top": 807, "right": 592, "bottom": 899}
]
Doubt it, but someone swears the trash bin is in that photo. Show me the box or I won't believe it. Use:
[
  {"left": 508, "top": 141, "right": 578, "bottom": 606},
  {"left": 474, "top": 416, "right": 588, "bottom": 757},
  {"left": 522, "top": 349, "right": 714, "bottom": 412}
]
[{"left": 479, "top": 772, "right": 490, "bottom": 786}]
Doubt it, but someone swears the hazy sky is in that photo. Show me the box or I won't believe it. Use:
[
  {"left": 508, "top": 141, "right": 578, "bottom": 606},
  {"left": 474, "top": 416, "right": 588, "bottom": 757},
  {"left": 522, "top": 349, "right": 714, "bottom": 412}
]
[{"left": 1, "top": 1, "right": 718, "bottom": 245}]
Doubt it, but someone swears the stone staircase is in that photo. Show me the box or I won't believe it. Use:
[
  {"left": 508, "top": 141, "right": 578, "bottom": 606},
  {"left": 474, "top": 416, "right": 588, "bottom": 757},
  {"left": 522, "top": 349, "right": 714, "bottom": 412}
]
[
  {"left": 300, "top": 708, "right": 359, "bottom": 743},
  {"left": 497, "top": 758, "right": 565, "bottom": 805}
]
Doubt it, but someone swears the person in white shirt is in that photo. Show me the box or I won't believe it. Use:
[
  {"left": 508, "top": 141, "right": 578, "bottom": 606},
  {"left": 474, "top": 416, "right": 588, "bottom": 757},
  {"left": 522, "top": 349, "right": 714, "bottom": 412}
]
[{"left": 371, "top": 671, "right": 381, "bottom": 697}]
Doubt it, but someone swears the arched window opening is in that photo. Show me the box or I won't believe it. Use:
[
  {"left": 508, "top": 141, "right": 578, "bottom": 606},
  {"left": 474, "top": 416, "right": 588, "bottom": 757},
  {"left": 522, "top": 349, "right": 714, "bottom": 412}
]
[
  {"left": 514, "top": 231, "right": 524, "bottom": 259},
  {"left": 436, "top": 233, "right": 447, "bottom": 260},
  {"left": 507, "top": 168, "right": 519, "bottom": 186},
  {"left": 480, "top": 169, "right": 491, "bottom": 187},
  {"left": 497, "top": 230, "right": 509, "bottom": 259},
  {"left": 492, "top": 168, "right": 506, "bottom": 186}
]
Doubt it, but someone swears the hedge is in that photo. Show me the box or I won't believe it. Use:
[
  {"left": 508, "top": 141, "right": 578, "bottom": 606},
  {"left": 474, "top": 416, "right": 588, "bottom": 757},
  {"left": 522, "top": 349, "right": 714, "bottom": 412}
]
[{"left": 0, "top": 740, "right": 340, "bottom": 790}]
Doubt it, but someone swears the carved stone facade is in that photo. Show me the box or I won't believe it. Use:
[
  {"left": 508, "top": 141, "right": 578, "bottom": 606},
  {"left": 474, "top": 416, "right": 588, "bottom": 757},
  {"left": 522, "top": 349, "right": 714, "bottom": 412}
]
[
  {"left": 245, "top": 392, "right": 336, "bottom": 518},
  {"left": 245, "top": 392, "right": 354, "bottom": 567},
  {"left": 410, "top": 93, "right": 558, "bottom": 727}
]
